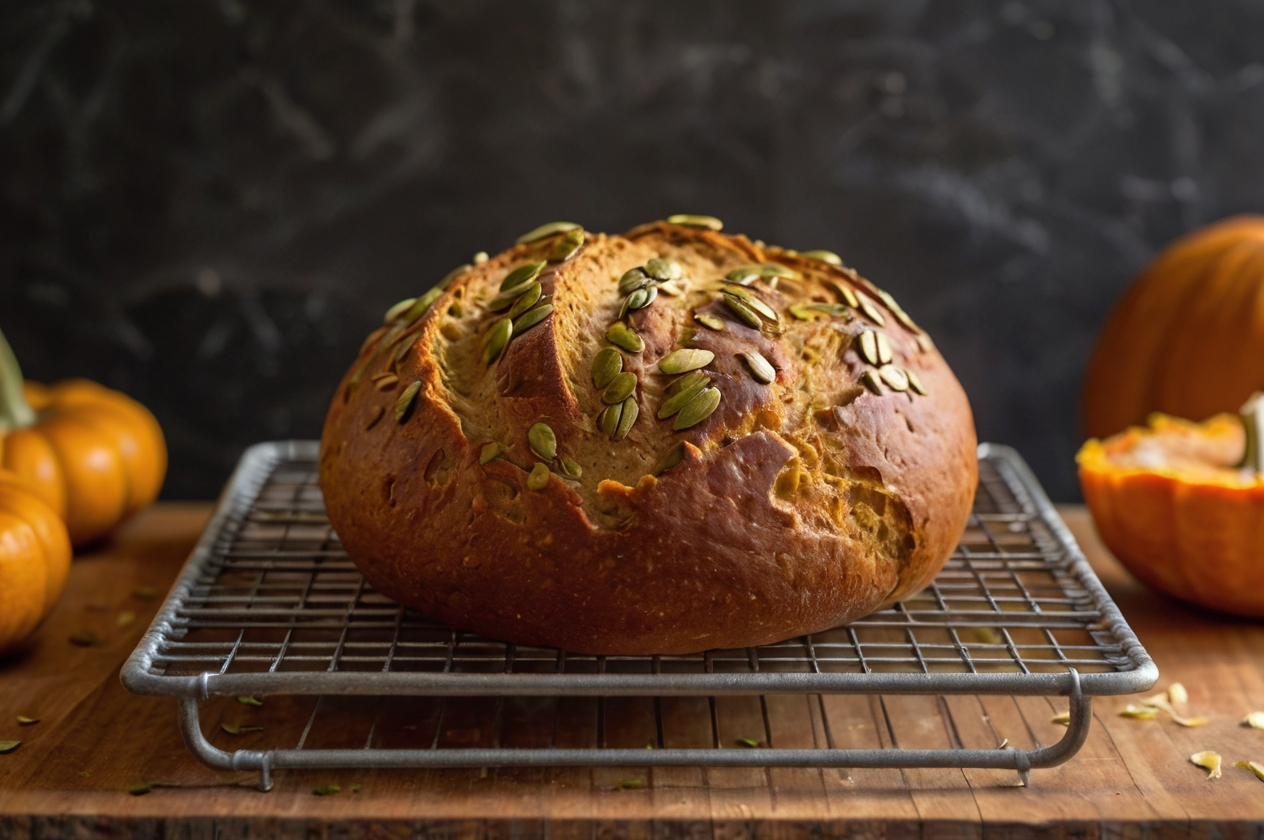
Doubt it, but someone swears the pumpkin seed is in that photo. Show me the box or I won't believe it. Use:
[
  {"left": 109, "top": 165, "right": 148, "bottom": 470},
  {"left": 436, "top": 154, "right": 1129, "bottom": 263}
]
[
  {"left": 645, "top": 258, "right": 682, "bottom": 282},
  {"left": 728, "top": 263, "right": 798, "bottom": 282},
  {"left": 592, "top": 347, "right": 623, "bottom": 388},
  {"left": 653, "top": 442, "right": 686, "bottom": 475},
  {"left": 878, "top": 365, "right": 909, "bottom": 391},
  {"left": 694, "top": 313, "right": 725, "bottom": 331},
  {"left": 787, "top": 304, "right": 817, "bottom": 321},
  {"left": 723, "top": 294, "right": 762, "bottom": 329},
  {"left": 618, "top": 268, "right": 652, "bottom": 296},
  {"left": 222, "top": 723, "right": 264, "bottom": 735},
  {"left": 384, "top": 297, "right": 417, "bottom": 323},
  {"left": 364, "top": 405, "right": 385, "bottom": 430},
  {"left": 667, "top": 370, "right": 710, "bottom": 396},
  {"left": 69, "top": 629, "right": 97, "bottom": 647},
  {"left": 658, "top": 378, "right": 708, "bottom": 418},
  {"left": 483, "top": 319, "right": 513, "bottom": 363},
  {"left": 500, "top": 260, "right": 547, "bottom": 292},
  {"left": 876, "top": 332, "right": 893, "bottom": 364},
  {"left": 726, "top": 270, "right": 759, "bottom": 287},
  {"left": 128, "top": 783, "right": 153, "bottom": 796},
  {"left": 858, "top": 331, "right": 880, "bottom": 365},
  {"left": 620, "top": 285, "right": 657, "bottom": 317},
  {"left": 808, "top": 303, "right": 849, "bottom": 316},
  {"left": 404, "top": 287, "right": 444, "bottom": 324},
  {"left": 916, "top": 334, "right": 934, "bottom": 353},
  {"left": 548, "top": 228, "right": 585, "bottom": 261},
  {"left": 801, "top": 249, "right": 842, "bottom": 266},
  {"left": 16, "top": 716, "right": 38, "bottom": 725},
  {"left": 860, "top": 370, "right": 883, "bottom": 395},
  {"left": 826, "top": 280, "right": 860, "bottom": 309},
  {"left": 117, "top": 610, "right": 136, "bottom": 627},
  {"left": 905, "top": 369, "right": 928, "bottom": 396},
  {"left": 1237, "top": 760, "right": 1264, "bottom": 781},
  {"left": 603, "top": 371, "right": 638, "bottom": 404},
  {"left": 373, "top": 373, "right": 400, "bottom": 391},
  {"left": 0, "top": 741, "right": 19, "bottom": 754},
  {"left": 513, "top": 303, "right": 553, "bottom": 334},
  {"left": 237, "top": 696, "right": 263, "bottom": 707},
  {"left": 673, "top": 387, "right": 721, "bottom": 431},
  {"left": 394, "top": 335, "right": 420, "bottom": 364},
  {"left": 1190, "top": 751, "right": 1223, "bottom": 779},
  {"left": 506, "top": 282, "right": 543, "bottom": 319},
  {"left": 607, "top": 322, "right": 645, "bottom": 353},
  {"left": 527, "top": 462, "right": 551, "bottom": 490},
  {"left": 598, "top": 403, "right": 622, "bottom": 437},
  {"left": 473, "top": 251, "right": 489, "bottom": 264},
  {"left": 479, "top": 442, "right": 501, "bottom": 465},
  {"left": 666, "top": 214, "right": 723, "bottom": 230},
  {"left": 657, "top": 280, "right": 684, "bottom": 296},
  {"left": 724, "top": 286, "right": 778, "bottom": 321},
  {"left": 528, "top": 422, "right": 557, "bottom": 461},
  {"left": 659, "top": 348, "right": 715, "bottom": 375},
  {"left": 740, "top": 351, "right": 776, "bottom": 384},
  {"left": 395, "top": 381, "right": 422, "bottom": 422},
  {"left": 858, "top": 296, "right": 886, "bottom": 326},
  {"left": 892, "top": 308, "right": 918, "bottom": 331},
  {"left": 517, "top": 221, "right": 580, "bottom": 244},
  {"left": 438, "top": 264, "right": 472, "bottom": 289},
  {"left": 132, "top": 587, "right": 158, "bottom": 600},
  {"left": 312, "top": 785, "right": 342, "bottom": 797},
  {"left": 736, "top": 737, "right": 760, "bottom": 748},
  {"left": 560, "top": 456, "right": 583, "bottom": 478},
  {"left": 489, "top": 285, "right": 530, "bottom": 312},
  {"left": 615, "top": 395, "right": 639, "bottom": 440}
]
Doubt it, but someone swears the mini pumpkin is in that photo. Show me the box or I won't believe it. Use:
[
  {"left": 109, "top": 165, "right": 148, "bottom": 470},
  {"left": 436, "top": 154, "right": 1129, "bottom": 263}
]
[
  {"left": 0, "top": 329, "right": 167, "bottom": 547},
  {"left": 0, "top": 468, "right": 72, "bottom": 655},
  {"left": 1077, "top": 393, "right": 1264, "bottom": 617}
]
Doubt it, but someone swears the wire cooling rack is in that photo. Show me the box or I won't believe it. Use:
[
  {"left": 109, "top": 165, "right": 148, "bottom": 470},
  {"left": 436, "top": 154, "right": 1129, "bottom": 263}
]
[{"left": 122, "top": 441, "right": 1156, "bottom": 790}]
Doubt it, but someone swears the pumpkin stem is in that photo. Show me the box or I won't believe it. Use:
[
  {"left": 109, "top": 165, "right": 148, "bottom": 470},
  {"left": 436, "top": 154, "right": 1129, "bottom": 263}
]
[
  {"left": 1240, "top": 391, "right": 1264, "bottom": 476},
  {"left": 0, "top": 327, "right": 37, "bottom": 432}
]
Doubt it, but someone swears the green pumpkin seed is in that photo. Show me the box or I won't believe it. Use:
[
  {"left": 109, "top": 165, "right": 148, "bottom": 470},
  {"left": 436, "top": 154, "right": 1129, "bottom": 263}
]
[
  {"left": 667, "top": 370, "right": 710, "bottom": 396},
  {"left": 527, "top": 462, "right": 550, "bottom": 490},
  {"left": 858, "top": 296, "right": 886, "bottom": 326},
  {"left": 603, "top": 371, "right": 638, "bottom": 404},
  {"left": 658, "top": 348, "right": 714, "bottom": 375},
  {"left": 728, "top": 263, "right": 799, "bottom": 282},
  {"left": 513, "top": 303, "right": 553, "bottom": 334},
  {"left": 618, "top": 268, "right": 652, "bottom": 296},
  {"left": 906, "top": 369, "right": 928, "bottom": 395},
  {"left": 394, "top": 335, "right": 420, "bottom": 364},
  {"left": 723, "top": 294, "right": 762, "bottom": 329},
  {"left": 517, "top": 221, "right": 580, "bottom": 244},
  {"left": 826, "top": 281, "right": 860, "bottom": 309},
  {"left": 489, "top": 284, "right": 531, "bottom": 312},
  {"left": 858, "top": 331, "right": 880, "bottom": 366},
  {"left": 438, "top": 264, "right": 472, "bottom": 289},
  {"left": 801, "top": 249, "right": 843, "bottom": 266},
  {"left": 892, "top": 308, "right": 918, "bottom": 331},
  {"left": 615, "top": 395, "right": 638, "bottom": 440},
  {"left": 312, "top": 785, "right": 340, "bottom": 797},
  {"left": 658, "top": 378, "right": 708, "bottom": 418},
  {"left": 726, "top": 270, "right": 759, "bottom": 286},
  {"left": 860, "top": 370, "right": 883, "bottom": 395},
  {"left": 384, "top": 297, "right": 417, "bottom": 323},
  {"left": 740, "top": 351, "right": 776, "bottom": 384},
  {"left": 548, "top": 228, "right": 585, "bottom": 262},
  {"left": 672, "top": 387, "right": 721, "bottom": 431},
  {"left": 656, "top": 280, "right": 684, "bottom": 296},
  {"left": 598, "top": 403, "right": 622, "bottom": 437},
  {"left": 506, "top": 282, "right": 542, "bottom": 319},
  {"left": 364, "top": 405, "right": 385, "bottom": 430},
  {"left": 723, "top": 286, "right": 778, "bottom": 321},
  {"left": 395, "top": 381, "right": 422, "bottom": 423},
  {"left": 620, "top": 285, "right": 657, "bottom": 318},
  {"left": 528, "top": 422, "right": 557, "bottom": 460},
  {"left": 916, "top": 334, "right": 933, "bottom": 353},
  {"left": 694, "top": 313, "right": 725, "bottom": 331},
  {"left": 0, "top": 741, "right": 20, "bottom": 754},
  {"left": 666, "top": 214, "right": 722, "bottom": 230},
  {"left": 607, "top": 322, "right": 645, "bottom": 353},
  {"left": 479, "top": 442, "right": 501, "bottom": 465},
  {"left": 500, "top": 261, "right": 547, "bottom": 292},
  {"left": 483, "top": 318, "right": 513, "bottom": 363},
  {"left": 876, "top": 332, "right": 893, "bottom": 365},
  {"left": 653, "top": 442, "right": 686, "bottom": 476},
  {"left": 592, "top": 347, "right": 623, "bottom": 389},
  {"left": 878, "top": 365, "right": 909, "bottom": 392},
  {"left": 402, "top": 287, "right": 444, "bottom": 324},
  {"left": 787, "top": 304, "right": 817, "bottom": 321},
  {"left": 560, "top": 456, "right": 582, "bottom": 478},
  {"left": 645, "top": 258, "right": 682, "bottom": 282}
]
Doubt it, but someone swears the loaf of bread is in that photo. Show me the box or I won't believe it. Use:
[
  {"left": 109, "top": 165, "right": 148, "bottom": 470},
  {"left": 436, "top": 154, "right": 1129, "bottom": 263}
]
[{"left": 320, "top": 217, "right": 977, "bottom": 655}]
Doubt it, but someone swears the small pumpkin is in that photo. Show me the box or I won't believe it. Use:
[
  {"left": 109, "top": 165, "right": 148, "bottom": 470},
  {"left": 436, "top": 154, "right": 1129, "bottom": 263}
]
[
  {"left": 1083, "top": 215, "right": 1264, "bottom": 439},
  {"left": 0, "top": 468, "right": 72, "bottom": 655},
  {"left": 1077, "top": 393, "right": 1264, "bottom": 617},
  {"left": 0, "top": 329, "right": 167, "bottom": 547}
]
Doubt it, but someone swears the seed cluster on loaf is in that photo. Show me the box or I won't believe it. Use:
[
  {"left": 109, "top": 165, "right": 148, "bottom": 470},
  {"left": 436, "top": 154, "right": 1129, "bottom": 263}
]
[{"left": 321, "top": 216, "right": 978, "bottom": 655}]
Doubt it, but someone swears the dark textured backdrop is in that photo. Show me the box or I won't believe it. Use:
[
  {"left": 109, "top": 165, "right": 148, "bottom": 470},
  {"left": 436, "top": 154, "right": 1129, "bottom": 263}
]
[{"left": 3, "top": 0, "right": 1263, "bottom": 500}]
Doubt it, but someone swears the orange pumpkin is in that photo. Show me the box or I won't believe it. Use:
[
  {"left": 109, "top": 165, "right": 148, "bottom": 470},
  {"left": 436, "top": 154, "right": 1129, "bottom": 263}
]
[
  {"left": 0, "top": 329, "right": 167, "bottom": 547},
  {"left": 1083, "top": 215, "right": 1264, "bottom": 439},
  {"left": 0, "top": 468, "right": 72, "bottom": 654},
  {"left": 1077, "top": 397, "right": 1264, "bottom": 617}
]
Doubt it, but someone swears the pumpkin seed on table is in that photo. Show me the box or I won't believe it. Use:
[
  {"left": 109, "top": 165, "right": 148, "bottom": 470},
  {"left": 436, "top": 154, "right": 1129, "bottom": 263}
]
[
  {"left": 559, "top": 456, "right": 583, "bottom": 478},
  {"left": 614, "top": 396, "right": 639, "bottom": 440},
  {"left": 598, "top": 403, "right": 622, "bottom": 437},
  {"left": 667, "top": 370, "right": 710, "bottom": 396},
  {"left": 517, "top": 221, "right": 581, "bottom": 244},
  {"left": 878, "top": 365, "right": 909, "bottom": 391},
  {"left": 666, "top": 214, "right": 723, "bottom": 230},
  {"left": 740, "top": 351, "right": 776, "bottom": 384},
  {"left": 395, "top": 381, "right": 422, "bottom": 422},
  {"left": 801, "top": 249, "right": 843, "bottom": 266},
  {"left": 658, "top": 378, "right": 709, "bottom": 419},
  {"left": 860, "top": 370, "right": 883, "bottom": 395},
  {"left": 723, "top": 293, "right": 762, "bottom": 329},
  {"left": 645, "top": 258, "right": 682, "bottom": 282},
  {"left": 0, "top": 741, "right": 19, "bottom": 754},
  {"left": 673, "top": 387, "right": 721, "bottom": 431},
  {"left": 618, "top": 268, "right": 652, "bottom": 296},
  {"left": 858, "top": 331, "right": 880, "bottom": 366},
  {"left": 592, "top": 347, "right": 623, "bottom": 388},
  {"left": 527, "top": 462, "right": 551, "bottom": 491},
  {"left": 364, "top": 405, "right": 385, "bottom": 430},
  {"left": 500, "top": 261, "right": 547, "bottom": 292},
  {"left": 602, "top": 371, "right": 638, "bottom": 404},
  {"left": 528, "top": 423, "right": 557, "bottom": 461},
  {"left": 513, "top": 303, "right": 553, "bottom": 334},
  {"left": 653, "top": 442, "right": 686, "bottom": 475},
  {"left": 506, "top": 282, "right": 542, "bottom": 319},
  {"left": 906, "top": 369, "right": 928, "bottom": 395},
  {"left": 548, "top": 229, "right": 585, "bottom": 261},
  {"left": 658, "top": 349, "right": 715, "bottom": 375},
  {"left": 694, "top": 313, "right": 725, "bottom": 331},
  {"left": 607, "top": 322, "right": 645, "bottom": 353},
  {"left": 483, "top": 319, "right": 512, "bottom": 363},
  {"left": 479, "top": 442, "right": 501, "bottom": 465}
]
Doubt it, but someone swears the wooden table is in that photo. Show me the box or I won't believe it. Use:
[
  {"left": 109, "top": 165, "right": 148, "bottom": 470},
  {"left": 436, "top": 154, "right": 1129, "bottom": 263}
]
[{"left": 1, "top": 502, "right": 1262, "bottom": 837}]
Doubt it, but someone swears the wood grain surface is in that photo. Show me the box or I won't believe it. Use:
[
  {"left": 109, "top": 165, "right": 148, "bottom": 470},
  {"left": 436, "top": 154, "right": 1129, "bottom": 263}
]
[{"left": 1, "top": 502, "right": 1262, "bottom": 838}]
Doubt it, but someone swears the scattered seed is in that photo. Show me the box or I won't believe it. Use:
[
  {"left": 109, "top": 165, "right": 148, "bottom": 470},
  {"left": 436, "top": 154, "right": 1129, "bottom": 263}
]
[
  {"left": 665, "top": 214, "right": 722, "bottom": 230},
  {"left": 801, "top": 249, "right": 843, "bottom": 265},
  {"left": 1236, "top": 760, "right": 1264, "bottom": 782},
  {"left": 1119, "top": 704, "right": 1159, "bottom": 720},
  {"left": 16, "top": 716, "right": 37, "bottom": 726},
  {"left": 132, "top": 587, "right": 158, "bottom": 600},
  {"left": 607, "top": 322, "right": 645, "bottom": 353},
  {"left": 906, "top": 369, "right": 928, "bottom": 396},
  {"left": 384, "top": 297, "right": 417, "bottom": 323},
  {"left": 1242, "top": 712, "right": 1264, "bottom": 729},
  {"left": 598, "top": 403, "right": 622, "bottom": 438},
  {"left": 559, "top": 456, "right": 583, "bottom": 478},
  {"left": 658, "top": 378, "right": 709, "bottom": 419},
  {"left": 237, "top": 696, "right": 264, "bottom": 707},
  {"left": 667, "top": 370, "right": 710, "bottom": 396},
  {"left": 351, "top": 784, "right": 363, "bottom": 793},
  {"left": 527, "top": 462, "right": 550, "bottom": 491},
  {"left": 615, "top": 396, "right": 639, "bottom": 440},
  {"left": 513, "top": 303, "right": 553, "bottom": 334},
  {"left": 861, "top": 370, "right": 883, "bottom": 395},
  {"left": 969, "top": 627, "right": 1003, "bottom": 644},
  {"left": 736, "top": 737, "right": 760, "bottom": 748},
  {"left": 645, "top": 258, "right": 682, "bottom": 282},
  {"left": 479, "top": 443, "right": 501, "bottom": 465},
  {"left": 879, "top": 365, "right": 909, "bottom": 392},
  {"left": 483, "top": 319, "right": 513, "bottom": 364},
  {"left": 618, "top": 779, "right": 644, "bottom": 790},
  {"left": 116, "top": 610, "right": 136, "bottom": 628},
  {"left": 516, "top": 221, "right": 580, "bottom": 244},
  {"left": 394, "top": 381, "right": 422, "bottom": 423},
  {"left": 500, "top": 261, "right": 547, "bottom": 292},
  {"left": 740, "top": 351, "right": 776, "bottom": 384},
  {"left": 129, "top": 783, "right": 153, "bottom": 796},
  {"left": 506, "top": 282, "right": 543, "bottom": 319},
  {"left": 221, "top": 723, "right": 264, "bottom": 735},
  {"left": 723, "top": 294, "right": 762, "bottom": 329},
  {"left": 653, "top": 442, "right": 687, "bottom": 476},
  {"left": 548, "top": 229, "right": 585, "bottom": 262},
  {"left": 659, "top": 349, "right": 715, "bottom": 375},
  {"left": 603, "top": 372, "right": 638, "bottom": 405},
  {"left": 1050, "top": 712, "right": 1071, "bottom": 726},
  {"left": 858, "top": 296, "right": 886, "bottom": 326},
  {"left": 528, "top": 423, "right": 557, "bottom": 461},
  {"left": 591, "top": 348, "right": 623, "bottom": 389},
  {"left": 1190, "top": 751, "right": 1222, "bottom": 779},
  {"left": 312, "top": 785, "right": 342, "bottom": 796},
  {"left": 694, "top": 313, "right": 725, "bottom": 331},
  {"left": 858, "top": 331, "right": 880, "bottom": 365},
  {"left": 1168, "top": 683, "right": 1190, "bottom": 705},
  {"left": 618, "top": 268, "right": 652, "bottom": 296},
  {"left": 69, "top": 630, "right": 97, "bottom": 647},
  {"left": 673, "top": 387, "right": 721, "bottom": 431}
]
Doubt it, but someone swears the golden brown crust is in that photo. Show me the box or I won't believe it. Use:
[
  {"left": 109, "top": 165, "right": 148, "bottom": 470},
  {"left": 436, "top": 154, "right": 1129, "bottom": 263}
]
[{"left": 320, "top": 221, "right": 977, "bottom": 654}]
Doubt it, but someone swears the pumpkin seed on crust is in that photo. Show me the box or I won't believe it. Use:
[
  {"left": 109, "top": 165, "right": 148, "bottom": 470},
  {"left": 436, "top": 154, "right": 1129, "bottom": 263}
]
[
  {"left": 860, "top": 370, "right": 883, "bottom": 395},
  {"left": 513, "top": 303, "right": 553, "bottom": 334},
  {"left": 667, "top": 370, "right": 710, "bottom": 396},
  {"left": 723, "top": 286, "right": 778, "bottom": 321},
  {"left": 658, "top": 378, "right": 708, "bottom": 419},
  {"left": 876, "top": 332, "right": 893, "bottom": 365},
  {"left": 826, "top": 280, "right": 860, "bottom": 309},
  {"left": 801, "top": 249, "right": 843, "bottom": 266},
  {"left": 858, "top": 332, "right": 880, "bottom": 366},
  {"left": 906, "top": 369, "right": 928, "bottom": 395},
  {"left": 878, "top": 365, "right": 909, "bottom": 391},
  {"left": 548, "top": 229, "right": 585, "bottom": 262},
  {"left": 858, "top": 295, "right": 886, "bottom": 326},
  {"left": 723, "top": 293, "right": 763, "bottom": 329},
  {"left": 527, "top": 462, "right": 551, "bottom": 490},
  {"left": 395, "top": 381, "right": 422, "bottom": 423},
  {"left": 666, "top": 214, "right": 723, "bottom": 230},
  {"left": 517, "top": 221, "right": 580, "bottom": 244},
  {"left": 618, "top": 268, "right": 652, "bottom": 296},
  {"left": 694, "top": 313, "right": 725, "bottom": 331},
  {"left": 740, "top": 351, "right": 776, "bottom": 384},
  {"left": 653, "top": 442, "right": 687, "bottom": 475},
  {"left": 364, "top": 405, "right": 385, "bottom": 430},
  {"left": 384, "top": 297, "right": 417, "bottom": 323},
  {"left": 483, "top": 318, "right": 513, "bottom": 364},
  {"left": 598, "top": 403, "right": 622, "bottom": 438},
  {"left": 787, "top": 304, "right": 818, "bottom": 321},
  {"left": 506, "top": 282, "right": 543, "bottom": 319},
  {"left": 607, "top": 322, "right": 645, "bottom": 353},
  {"left": 528, "top": 422, "right": 557, "bottom": 461},
  {"left": 479, "top": 442, "right": 501, "bottom": 465},
  {"left": 659, "top": 349, "right": 715, "bottom": 375},
  {"left": 614, "top": 396, "right": 639, "bottom": 440},
  {"left": 500, "top": 261, "right": 547, "bottom": 292},
  {"left": 489, "top": 284, "right": 532, "bottom": 312},
  {"left": 645, "top": 258, "right": 682, "bottom": 282},
  {"left": 373, "top": 373, "right": 400, "bottom": 391},
  {"left": 672, "top": 387, "right": 721, "bottom": 431},
  {"left": 592, "top": 347, "right": 623, "bottom": 389},
  {"left": 602, "top": 371, "right": 638, "bottom": 405}
]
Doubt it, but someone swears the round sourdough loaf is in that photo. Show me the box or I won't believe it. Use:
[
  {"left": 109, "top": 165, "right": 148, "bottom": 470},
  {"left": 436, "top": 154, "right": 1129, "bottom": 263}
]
[{"left": 320, "top": 218, "right": 977, "bottom": 655}]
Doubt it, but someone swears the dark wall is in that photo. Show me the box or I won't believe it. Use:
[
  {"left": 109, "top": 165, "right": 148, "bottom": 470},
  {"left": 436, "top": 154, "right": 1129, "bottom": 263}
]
[{"left": 3, "top": 0, "right": 1264, "bottom": 500}]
